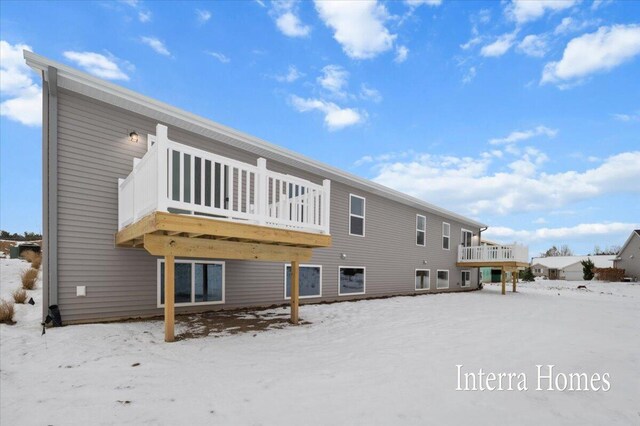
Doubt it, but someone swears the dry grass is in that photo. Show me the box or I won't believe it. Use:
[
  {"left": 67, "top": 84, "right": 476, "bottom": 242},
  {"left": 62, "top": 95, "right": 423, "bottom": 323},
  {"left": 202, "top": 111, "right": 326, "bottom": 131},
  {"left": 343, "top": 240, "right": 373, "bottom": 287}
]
[
  {"left": 21, "top": 268, "right": 38, "bottom": 290},
  {"left": 12, "top": 288, "right": 28, "bottom": 304},
  {"left": 22, "top": 250, "right": 42, "bottom": 269},
  {"left": 0, "top": 299, "right": 15, "bottom": 324}
]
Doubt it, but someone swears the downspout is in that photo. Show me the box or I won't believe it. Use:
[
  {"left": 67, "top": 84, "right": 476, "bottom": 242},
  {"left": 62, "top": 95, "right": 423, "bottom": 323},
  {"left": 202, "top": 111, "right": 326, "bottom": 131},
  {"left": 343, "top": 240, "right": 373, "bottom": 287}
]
[
  {"left": 41, "top": 71, "right": 49, "bottom": 320},
  {"left": 47, "top": 66, "right": 59, "bottom": 311},
  {"left": 478, "top": 226, "right": 488, "bottom": 288}
]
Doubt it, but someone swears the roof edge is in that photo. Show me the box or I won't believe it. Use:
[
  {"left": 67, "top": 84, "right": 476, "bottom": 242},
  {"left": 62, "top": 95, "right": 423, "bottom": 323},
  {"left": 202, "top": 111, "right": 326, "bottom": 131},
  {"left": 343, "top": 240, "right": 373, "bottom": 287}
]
[{"left": 24, "top": 50, "right": 487, "bottom": 229}]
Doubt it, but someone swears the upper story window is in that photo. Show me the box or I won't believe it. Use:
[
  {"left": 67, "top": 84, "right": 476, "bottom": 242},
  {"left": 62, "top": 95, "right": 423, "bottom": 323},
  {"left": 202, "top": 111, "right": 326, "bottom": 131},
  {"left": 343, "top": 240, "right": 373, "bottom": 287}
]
[
  {"left": 349, "top": 194, "right": 365, "bottom": 237},
  {"left": 416, "top": 215, "right": 426, "bottom": 246},
  {"left": 442, "top": 222, "right": 450, "bottom": 250},
  {"left": 461, "top": 229, "right": 473, "bottom": 247}
]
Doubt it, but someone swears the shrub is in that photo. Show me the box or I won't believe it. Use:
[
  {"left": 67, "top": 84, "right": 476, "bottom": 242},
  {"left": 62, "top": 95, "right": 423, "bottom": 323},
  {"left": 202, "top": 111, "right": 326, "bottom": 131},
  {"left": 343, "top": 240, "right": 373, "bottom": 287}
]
[
  {"left": 520, "top": 267, "right": 535, "bottom": 282},
  {"left": 0, "top": 299, "right": 15, "bottom": 324},
  {"left": 21, "top": 268, "right": 38, "bottom": 290},
  {"left": 30, "top": 254, "right": 42, "bottom": 270},
  {"left": 581, "top": 258, "right": 595, "bottom": 280},
  {"left": 12, "top": 288, "right": 27, "bottom": 304},
  {"left": 594, "top": 267, "right": 625, "bottom": 282}
]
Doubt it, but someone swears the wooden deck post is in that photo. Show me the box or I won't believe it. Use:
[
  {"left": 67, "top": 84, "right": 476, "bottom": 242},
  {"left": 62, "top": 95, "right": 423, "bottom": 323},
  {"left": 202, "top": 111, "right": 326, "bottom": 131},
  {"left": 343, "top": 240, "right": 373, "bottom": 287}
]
[
  {"left": 501, "top": 266, "right": 506, "bottom": 295},
  {"left": 291, "top": 260, "right": 299, "bottom": 325},
  {"left": 512, "top": 270, "right": 517, "bottom": 293},
  {"left": 164, "top": 255, "right": 175, "bottom": 342}
]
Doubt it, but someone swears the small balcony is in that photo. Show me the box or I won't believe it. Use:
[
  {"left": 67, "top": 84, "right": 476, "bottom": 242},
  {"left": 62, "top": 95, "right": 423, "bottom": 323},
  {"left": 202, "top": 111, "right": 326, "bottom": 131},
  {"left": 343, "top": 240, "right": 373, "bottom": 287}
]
[
  {"left": 457, "top": 244, "right": 529, "bottom": 267},
  {"left": 117, "top": 124, "right": 331, "bottom": 236}
]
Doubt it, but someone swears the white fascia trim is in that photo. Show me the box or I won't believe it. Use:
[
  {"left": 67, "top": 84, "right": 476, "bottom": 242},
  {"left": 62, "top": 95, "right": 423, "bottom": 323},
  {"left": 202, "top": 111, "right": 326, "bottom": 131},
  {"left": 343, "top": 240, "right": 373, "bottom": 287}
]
[{"left": 24, "top": 50, "right": 486, "bottom": 229}]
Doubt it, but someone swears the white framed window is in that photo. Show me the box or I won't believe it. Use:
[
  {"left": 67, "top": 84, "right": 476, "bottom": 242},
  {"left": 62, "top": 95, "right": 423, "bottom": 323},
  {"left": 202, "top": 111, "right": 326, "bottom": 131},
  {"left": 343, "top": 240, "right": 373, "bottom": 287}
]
[
  {"left": 442, "top": 222, "right": 450, "bottom": 250},
  {"left": 461, "top": 229, "right": 473, "bottom": 248},
  {"left": 284, "top": 264, "right": 322, "bottom": 299},
  {"left": 436, "top": 269, "right": 449, "bottom": 289},
  {"left": 415, "top": 269, "right": 430, "bottom": 291},
  {"left": 338, "top": 266, "right": 366, "bottom": 296},
  {"left": 461, "top": 270, "right": 471, "bottom": 287},
  {"left": 416, "top": 215, "right": 426, "bottom": 246},
  {"left": 157, "top": 259, "right": 225, "bottom": 307},
  {"left": 349, "top": 194, "right": 365, "bottom": 237}
]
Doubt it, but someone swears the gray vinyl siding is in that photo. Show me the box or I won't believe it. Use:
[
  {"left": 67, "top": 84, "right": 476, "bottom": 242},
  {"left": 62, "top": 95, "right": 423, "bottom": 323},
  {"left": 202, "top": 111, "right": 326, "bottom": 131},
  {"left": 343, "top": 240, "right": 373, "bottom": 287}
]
[{"left": 55, "top": 89, "right": 480, "bottom": 323}]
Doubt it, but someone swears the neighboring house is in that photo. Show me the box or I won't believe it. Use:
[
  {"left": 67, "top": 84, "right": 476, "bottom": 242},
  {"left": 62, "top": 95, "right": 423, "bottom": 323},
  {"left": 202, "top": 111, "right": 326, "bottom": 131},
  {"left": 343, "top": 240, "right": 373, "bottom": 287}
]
[
  {"left": 530, "top": 255, "right": 616, "bottom": 280},
  {"left": 25, "top": 52, "right": 528, "bottom": 341},
  {"left": 614, "top": 230, "right": 640, "bottom": 281}
]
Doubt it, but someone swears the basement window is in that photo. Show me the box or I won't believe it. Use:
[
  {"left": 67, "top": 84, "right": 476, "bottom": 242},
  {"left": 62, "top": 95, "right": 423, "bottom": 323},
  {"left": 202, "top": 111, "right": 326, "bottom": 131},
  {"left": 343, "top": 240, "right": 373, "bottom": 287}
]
[
  {"left": 339, "top": 267, "right": 366, "bottom": 296},
  {"left": 158, "top": 259, "right": 225, "bottom": 307},
  {"left": 415, "top": 269, "right": 430, "bottom": 291},
  {"left": 437, "top": 269, "right": 449, "bottom": 289},
  {"left": 284, "top": 264, "right": 322, "bottom": 299}
]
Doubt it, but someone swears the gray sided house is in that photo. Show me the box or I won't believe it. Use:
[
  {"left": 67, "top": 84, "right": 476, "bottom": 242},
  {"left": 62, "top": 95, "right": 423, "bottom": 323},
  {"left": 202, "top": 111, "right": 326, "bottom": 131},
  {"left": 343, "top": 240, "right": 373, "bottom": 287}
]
[
  {"left": 26, "top": 51, "right": 527, "bottom": 330},
  {"left": 615, "top": 230, "right": 640, "bottom": 280}
]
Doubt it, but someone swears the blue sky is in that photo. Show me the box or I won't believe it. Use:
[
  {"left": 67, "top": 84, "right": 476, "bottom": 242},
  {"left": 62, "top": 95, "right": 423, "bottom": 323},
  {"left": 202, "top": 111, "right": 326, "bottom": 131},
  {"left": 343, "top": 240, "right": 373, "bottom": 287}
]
[{"left": 1, "top": 0, "right": 639, "bottom": 257}]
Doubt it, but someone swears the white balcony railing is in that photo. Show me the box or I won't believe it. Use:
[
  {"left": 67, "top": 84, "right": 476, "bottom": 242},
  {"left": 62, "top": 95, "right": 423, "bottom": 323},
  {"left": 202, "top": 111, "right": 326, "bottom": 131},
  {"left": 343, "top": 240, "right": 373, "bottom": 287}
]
[
  {"left": 118, "top": 124, "right": 331, "bottom": 234},
  {"left": 457, "top": 244, "right": 529, "bottom": 264}
]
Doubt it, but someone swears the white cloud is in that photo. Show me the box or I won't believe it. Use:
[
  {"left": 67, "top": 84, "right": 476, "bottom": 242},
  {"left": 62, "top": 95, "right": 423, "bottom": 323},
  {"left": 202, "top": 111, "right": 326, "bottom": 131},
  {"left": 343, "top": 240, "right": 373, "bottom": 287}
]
[
  {"left": 205, "top": 51, "right": 230, "bottom": 64},
  {"left": 404, "top": 0, "right": 442, "bottom": 7},
  {"left": 138, "top": 10, "right": 151, "bottom": 22},
  {"left": 140, "top": 36, "right": 171, "bottom": 56},
  {"left": 275, "top": 65, "right": 303, "bottom": 83},
  {"left": 554, "top": 17, "right": 601, "bottom": 35},
  {"left": 254, "top": 0, "right": 266, "bottom": 7},
  {"left": 272, "top": 1, "right": 311, "bottom": 38},
  {"left": 506, "top": 0, "right": 578, "bottom": 25},
  {"left": 196, "top": 9, "right": 212, "bottom": 23},
  {"left": 591, "top": 0, "right": 612, "bottom": 10},
  {"left": 63, "top": 51, "right": 130, "bottom": 80},
  {"left": 462, "top": 66, "right": 477, "bottom": 84},
  {"left": 0, "top": 40, "right": 41, "bottom": 126},
  {"left": 542, "top": 25, "right": 640, "bottom": 86},
  {"left": 489, "top": 125, "right": 557, "bottom": 145},
  {"left": 289, "top": 95, "right": 365, "bottom": 130},
  {"left": 533, "top": 217, "right": 547, "bottom": 224},
  {"left": 315, "top": 0, "right": 396, "bottom": 60},
  {"left": 517, "top": 34, "right": 548, "bottom": 57},
  {"left": 394, "top": 45, "right": 409, "bottom": 63},
  {"left": 360, "top": 84, "right": 382, "bottom": 102},
  {"left": 317, "top": 65, "right": 349, "bottom": 97},
  {"left": 485, "top": 222, "right": 638, "bottom": 243},
  {"left": 612, "top": 112, "right": 640, "bottom": 122},
  {"left": 367, "top": 150, "right": 640, "bottom": 216},
  {"left": 460, "top": 35, "right": 482, "bottom": 50},
  {"left": 480, "top": 32, "right": 517, "bottom": 57}
]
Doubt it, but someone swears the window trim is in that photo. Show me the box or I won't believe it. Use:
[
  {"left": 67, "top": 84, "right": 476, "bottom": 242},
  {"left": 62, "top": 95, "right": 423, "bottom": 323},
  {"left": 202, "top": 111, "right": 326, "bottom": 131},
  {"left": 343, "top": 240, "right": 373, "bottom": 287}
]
[
  {"left": 461, "top": 228, "right": 473, "bottom": 248},
  {"left": 436, "top": 269, "right": 450, "bottom": 289},
  {"left": 461, "top": 270, "right": 471, "bottom": 288},
  {"left": 416, "top": 214, "right": 426, "bottom": 247},
  {"left": 157, "top": 259, "right": 225, "bottom": 308},
  {"left": 415, "top": 268, "right": 431, "bottom": 291},
  {"left": 338, "top": 266, "right": 366, "bottom": 296},
  {"left": 442, "top": 222, "right": 451, "bottom": 251},
  {"left": 283, "top": 264, "right": 323, "bottom": 300},
  {"left": 349, "top": 194, "right": 366, "bottom": 237}
]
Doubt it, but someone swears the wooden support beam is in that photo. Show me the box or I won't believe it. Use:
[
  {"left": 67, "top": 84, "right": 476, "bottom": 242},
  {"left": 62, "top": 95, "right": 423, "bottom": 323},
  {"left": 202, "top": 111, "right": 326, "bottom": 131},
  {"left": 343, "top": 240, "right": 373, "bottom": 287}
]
[
  {"left": 164, "top": 255, "right": 175, "bottom": 342},
  {"left": 167, "top": 231, "right": 182, "bottom": 236},
  {"left": 291, "top": 260, "right": 299, "bottom": 325},
  {"left": 143, "top": 234, "right": 313, "bottom": 262},
  {"left": 114, "top": 214, "right": 157, "bottom": 245},
  {"left": 501, "top": 267, "right": 506, "bottom": 295},
  {"left": 154, "top": 211, "right": 331, "bottom": 248},
  {"left": 512, "top": 271, "right": 517, "bottom": 293},
  {"left": 187, "top": 233, "right": 204, "bottom": 238}
]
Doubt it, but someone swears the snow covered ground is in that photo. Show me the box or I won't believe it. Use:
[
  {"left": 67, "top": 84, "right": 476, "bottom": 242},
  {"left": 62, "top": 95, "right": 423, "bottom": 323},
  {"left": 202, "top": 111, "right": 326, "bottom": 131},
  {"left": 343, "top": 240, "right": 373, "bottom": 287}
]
[{"left": 1, "top": 258, "right": 638, "bottom": 425}]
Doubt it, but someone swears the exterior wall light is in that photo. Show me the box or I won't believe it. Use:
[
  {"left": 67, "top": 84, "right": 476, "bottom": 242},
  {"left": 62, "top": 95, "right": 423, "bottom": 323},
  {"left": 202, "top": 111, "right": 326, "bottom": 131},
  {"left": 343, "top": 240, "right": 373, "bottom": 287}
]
[
  {"left": 129, "top": 131, "right": 139, "bottom": 143},
  {"left": 340, "top": 253, "right": 347, "bottom": 260},
  {"left": 423, "top": 260, "right": 428, "bottom": 265}
]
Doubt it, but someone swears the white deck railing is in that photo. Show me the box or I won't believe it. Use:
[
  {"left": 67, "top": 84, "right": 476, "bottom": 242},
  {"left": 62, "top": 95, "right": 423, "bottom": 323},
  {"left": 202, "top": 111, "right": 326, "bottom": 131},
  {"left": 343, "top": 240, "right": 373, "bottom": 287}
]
[
  {"left": 458, "top": 244, "right": 529, "bottom": 263},
  {"left": 118, "top": 124, "right": 331, "bottom": 234}
]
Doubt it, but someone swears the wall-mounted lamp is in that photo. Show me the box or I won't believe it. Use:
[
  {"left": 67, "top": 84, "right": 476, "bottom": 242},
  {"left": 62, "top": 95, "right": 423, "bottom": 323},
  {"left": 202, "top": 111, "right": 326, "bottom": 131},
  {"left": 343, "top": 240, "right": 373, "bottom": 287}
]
[
  {"left": 423, "top": 260, "right": 428, "bottom": 265},
  {"left": 340, "top": 253, "right": 347, "bottom": 260},
  {"left": 129, "top": 131, "right": 139, "bottom": 143}
]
